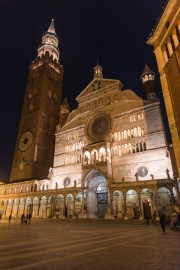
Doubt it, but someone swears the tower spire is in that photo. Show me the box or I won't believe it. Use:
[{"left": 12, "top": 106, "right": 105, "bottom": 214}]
[
  {"left": 37, "top": 19, "right": 60, "bottom": 61},
  {"left": 47, "top": 18, "right": 56, "bottom": 34}
]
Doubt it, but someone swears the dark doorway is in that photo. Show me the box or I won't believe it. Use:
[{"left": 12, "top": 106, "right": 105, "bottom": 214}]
[{"left": 97, "top": 192, "right": 108, "bottom": 218}]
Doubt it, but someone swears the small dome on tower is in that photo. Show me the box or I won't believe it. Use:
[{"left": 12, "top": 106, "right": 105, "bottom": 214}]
[
  {"left": 140, "top": 64, "right": 157, "bottom": 101},
  {"left": 93, "top": 59, "right": 103, "bottom": 78},
  {"left": 140, "top": 64, "right": 155, "bottom": 82},
  {"left": 61, "top": 97, "right": 70, "bottom": 106}
]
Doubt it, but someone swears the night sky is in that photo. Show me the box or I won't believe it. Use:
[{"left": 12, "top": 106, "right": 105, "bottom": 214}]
[{"left": 1, "top": 0, "right": 170, "bottom": 180}]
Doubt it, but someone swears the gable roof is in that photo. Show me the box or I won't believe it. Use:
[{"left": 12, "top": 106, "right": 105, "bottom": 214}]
[{"left": 76, "top": 77, "right": 122, "bottom": 103}]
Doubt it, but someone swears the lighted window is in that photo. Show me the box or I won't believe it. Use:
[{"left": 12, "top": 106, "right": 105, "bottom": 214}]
[{"left": 130, "top": 116, "right": 133, "bottom": 122}]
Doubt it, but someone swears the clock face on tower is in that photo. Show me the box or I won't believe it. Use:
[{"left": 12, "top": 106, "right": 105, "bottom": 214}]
[
  {"left": 87, "top": 113, "right": 112, "bottom": 141},
  {"left": 19, "top": 131, "right": 33, "bottom": 152}
]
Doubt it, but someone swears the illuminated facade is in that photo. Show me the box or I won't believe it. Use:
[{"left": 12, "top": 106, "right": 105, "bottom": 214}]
[
  {"left": 147, "top": 0, "right": 180, "bottom": 178},
  {"left": 0, "top": 21, "right": 177, "bottom": 221}
]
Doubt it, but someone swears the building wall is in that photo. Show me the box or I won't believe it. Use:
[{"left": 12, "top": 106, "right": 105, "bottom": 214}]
[{"left": 147, "top": 0, "right": 180, "bottom": 176}]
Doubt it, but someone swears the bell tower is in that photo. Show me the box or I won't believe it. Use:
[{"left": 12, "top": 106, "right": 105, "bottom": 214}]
[
  {"left": 140, "top": 64, "right": 157, "bottom": 101},
  {"left": 10, "top": 19, "right": 64, "bottom": 182}
]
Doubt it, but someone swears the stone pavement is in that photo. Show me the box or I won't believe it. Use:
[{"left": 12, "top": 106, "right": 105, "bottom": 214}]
[{"left": 0, "top": 218, "right": 179, "bottom": 270}]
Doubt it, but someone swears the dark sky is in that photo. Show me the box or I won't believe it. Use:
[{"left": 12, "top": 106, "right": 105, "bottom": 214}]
[{"left": 1, "top": 0, "right": 170, "bottom": 180}]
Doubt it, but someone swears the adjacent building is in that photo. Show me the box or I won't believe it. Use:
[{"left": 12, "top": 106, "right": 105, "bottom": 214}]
[{"left": 147, "top": 0, "right": 180, "bottom": 178}]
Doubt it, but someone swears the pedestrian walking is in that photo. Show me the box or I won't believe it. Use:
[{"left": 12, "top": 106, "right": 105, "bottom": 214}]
[
  {"left": 8, "top": 214, "right": 12, "bottom": 223},
  {"left": 160, "top": 213, "right": 166, "bottom": 233},
  {"left": 24, "top": 215, "right": 28, "bottom": 224},
  {"left": 145, "top": 214, "right": 149, "bottom": 225},
  {"left": 28, "top": 214, "right": 32, "bottom": 224},
  {"left": 21, "top": 214, "right": 25, "bottom": 224}
]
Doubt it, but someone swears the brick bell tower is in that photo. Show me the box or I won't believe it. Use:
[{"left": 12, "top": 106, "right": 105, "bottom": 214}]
[
  {"left": 140, "top": 64, "right": 158, "bottom": 101},
  {"left": 10, "top": 19, "right": 63, "bottom": 182}
]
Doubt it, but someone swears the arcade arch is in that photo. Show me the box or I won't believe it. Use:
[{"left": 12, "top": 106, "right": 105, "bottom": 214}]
[{"left": 84, "top": 170, "right": 108, "bottom": 218}]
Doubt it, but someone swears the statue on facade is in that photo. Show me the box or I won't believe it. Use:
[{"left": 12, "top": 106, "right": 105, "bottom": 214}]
[
  {"left": 47, "top": 167, "right": 53, "bottom": 179},
  {"left": 19, "top": 157, "right": 25, "bottom": 171},
  {"left": 56, "top": 124, "right": 61, "bottom": 133},
  {"left": 150, "top": 174, "right": 154, "bottom": 180},
  {"left": 55, "top": 182, "right": 58, "bottom": 189},
  {"left": 74, "top": 180, "right": 77, "bottom": 188},
  {"left": 135, "top": 172, "right": 139, "bottom": 181},
  {"left": 166, "top": 168, "right": 170, "bottom": 179}
]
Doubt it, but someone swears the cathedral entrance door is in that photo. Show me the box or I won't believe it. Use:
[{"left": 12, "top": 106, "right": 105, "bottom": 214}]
[
  {"left": 84, "top": 170, "right": 108, "bottom": 219},
  {"left": 97, "top": 192, "right": 108, "bottom": 218}
]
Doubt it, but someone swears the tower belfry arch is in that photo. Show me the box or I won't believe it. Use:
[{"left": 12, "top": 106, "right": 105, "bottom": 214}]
[{"left": 84, "top": 170, "right": 108, "bottom": 218}]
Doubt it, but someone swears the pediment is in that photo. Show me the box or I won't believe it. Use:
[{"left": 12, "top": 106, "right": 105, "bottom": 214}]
[{"left": 76, "top": 78, "right": 122, "bottom": 103}]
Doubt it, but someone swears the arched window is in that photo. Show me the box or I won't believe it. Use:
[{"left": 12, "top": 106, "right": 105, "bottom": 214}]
[
  {"left": 124, "top": 144, "right": 128, "bottom": 154},
  {"left": 131, "top": 128, "right": 134, "bottom": 138},
  {"left": 141, "top": 126, "right": 144, "bottom": 136},
  {"left": 114, "top": 146, "right": 118, "bottom": 156},
  {"left": 106, "top": 96, "right": 110, "bottom": 105},
  {"left": 124, "top": 130, "right": 127, "bottom": 140},
  {"left": 118, "top": 145, "right": 121, "bottom": 156},
  {"left": 134, "top": 127, "right": 137, "bottom": 137},
  {"left": 114, "top": 132, "right": 117, "bottom": 142},
  {"left": 118, "top": 132, "right": 121, "bottom": 141},
  {"left": 142, "top": 141, "right": 146, "bottom": 151},
  {"left": 132, "top": 143, "right": 135, "bottom": 153},
  {"left": 99, "top": 99, "right": 103, "bottom": 107},
  {"left": 138, "top": 127, "right": 141, "bottom": 137}
]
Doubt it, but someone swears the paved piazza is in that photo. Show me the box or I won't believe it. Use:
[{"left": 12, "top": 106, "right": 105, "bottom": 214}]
[{"left": 0, "top": 219, "right": 179, "bottom": 270}]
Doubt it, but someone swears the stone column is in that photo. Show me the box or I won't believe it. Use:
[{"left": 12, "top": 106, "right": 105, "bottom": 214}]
[
  {"left": 172, "top": 33, "right": 179, "bottom": 48},
  {"left": 177, "top": 24, "right": 180, "bottom": 33},
  {"left": 167, "top": 39, "right": 173, "bottom": 56},
  {"left": 73, "top": 199, "right": 76, "bottom": 218},
  {"left": 38, "top": 201, "right": 41, "bottom": 218},
  {"left": 53, "top": 199, "right": 57, "bottom": 218},
  {"left": 138, "top": 194, "right": 143, "bottom": 220},
  {"left": 10, "top": 200, "right": 14, "bottom": 217},
  {"left": 154, "top": 46, "right": 166, "bottom": 72},
  {"left": 78, "top": 191, "right": 85, "bottom": 219},
  {"left": 162, "top": 47, "right": 168, "bottom": 63},
  {"left": 16, "top": 200, "right": 20, "bottom": 218},
  {"left": 81, "top": 192, "right": 84, "bottom": 214},
  {"left": 154, "top": 195, "right": 160, "bottom": 221},
  {"left": 124, "top": 194, "right": 128, "bottom": 220},
  {"left": 109, "top": 196, "right": 113, "bottom": 213}
]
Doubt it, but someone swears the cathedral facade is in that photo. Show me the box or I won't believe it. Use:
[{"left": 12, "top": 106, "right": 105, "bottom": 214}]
[{"left": 0, "top": 20, "right": 177, "bottom": 221}]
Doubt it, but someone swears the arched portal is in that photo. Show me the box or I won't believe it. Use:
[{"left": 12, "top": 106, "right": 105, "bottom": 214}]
[{"left": 84, "top": 170, "right": 108, "bottom": 218}]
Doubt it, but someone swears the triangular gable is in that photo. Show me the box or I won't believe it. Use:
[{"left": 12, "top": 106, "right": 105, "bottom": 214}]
[{"left": 76, "top": 78, "right": 122, "bottom": 103}]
